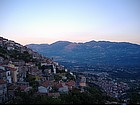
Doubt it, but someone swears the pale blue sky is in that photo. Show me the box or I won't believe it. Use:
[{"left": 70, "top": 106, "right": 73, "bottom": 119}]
[{"left": 0, "top": 0, "right": 140, "bottom": 45}]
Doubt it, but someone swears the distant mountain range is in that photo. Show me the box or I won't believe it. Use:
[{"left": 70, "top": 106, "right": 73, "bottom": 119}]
[{"left": 27, "top": 40, "right": 140, "bottom": 67}]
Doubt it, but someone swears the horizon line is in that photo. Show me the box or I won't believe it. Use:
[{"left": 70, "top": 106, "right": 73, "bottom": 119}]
[
  {"left": 1, "top": 36, "right": 140, "bottom": 46},
  {"left": 26, "top": 39, "right": 140, "bottom": 46}
]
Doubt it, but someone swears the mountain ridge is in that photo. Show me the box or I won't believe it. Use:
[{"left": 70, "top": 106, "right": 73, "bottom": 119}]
[
  {"left": 27, "top": 40, "right": 140, "bottom": 67},
  {"left": 27, "top": 40, "right": 140, "bottom": 46}
]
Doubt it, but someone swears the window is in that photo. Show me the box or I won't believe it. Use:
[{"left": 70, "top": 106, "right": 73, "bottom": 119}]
[{"left": 8, "top": 72, "right": 10, "bottom": 76}]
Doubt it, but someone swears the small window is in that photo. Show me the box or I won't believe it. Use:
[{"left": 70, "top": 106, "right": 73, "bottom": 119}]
[{"left": 8, "top": 72, "right": 10, "bottom": 76}]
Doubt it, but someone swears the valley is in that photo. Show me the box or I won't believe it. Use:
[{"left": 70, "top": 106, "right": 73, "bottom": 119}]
[{"left": 28, "top": 40, "right": 140, "bottom": 104}]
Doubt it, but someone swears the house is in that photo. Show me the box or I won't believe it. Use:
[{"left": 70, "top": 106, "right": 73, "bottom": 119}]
[
  {"left": 7, "top": 63, "right": 18, "bottom": 83},
  {"left": 55, "top": 82, "right": 69, "bottom": 94},
  {"left": 17, "top": 82, "right": 29, "bottom": 86},
  {"left": 26, "top": 62, "right": 35, "bottom": 67},
  {"left": 42, "top": 80, "right": 50, "bottom": 87},
  {"left": 1, "top": 65, "right": 18, "bottom": 83},
  {"left": 6, "top": 40, "right": 16, "bottom": 50},
  {"left": 2, "top": 38, "right": 8, "bottom": 46},
  {"left": 66, "top": 80, "right": 76, "bottom": 90},
  {"left": 0, "top": 65, "right": 12, "bottom": 83},
  {"left": 38, "top": 86, "right": 48, "bottom": 94},
  {"left": 17, "top": 66, "right": 27, "bottom": 82},
  {"left": 16, "top": 82, "right": 31, "bottom": 92},
  {"left": 0, "top": 79, "right": 7, "bottom": 103},
  {"left": 20, "top": 46, "right": 27, "bottom": 53},
  {"left": 28, "top": 65, "right": 40, "bottom": 76},
  {"left": 12, "top": 60, "right": 25, "bottom": 66},
  {"left": 4, "top": 40, "right": 15, "bottom": 50},
  {"left": 62, "top": 76, "right": 67, "bottom": 81},
  {"left": 0, "top": 37, "right": 3, "bottom": 47},
  {"left": 0, "top": 57, "right": 4, "bottom": 64},
  {"left": 41, "top": 64, "right": 56, "bottom": 74},
  {"left": 7, "top": 46, "right": 15, "bottom": 51},
  {"left": 57, "top": 65, "right": 65, "bottom": 71},
  {"left": 8, "top": 84, "right": 16, "bottom": 99},
  {"left": 15, "top": 43, "right": 22, "bottom": 48},
  {"left": 79, "top": 76, "right": 86, "bottom": 87},
  {"left": 53, "top": 81, "right": 69, "bottom": 94},
  {"left": 41, "top": 80, "right": 52, "bottom": 91},
  {"left": 18, "top": 85, "right": 32, "bottom": 92},
  {"left": 3, "top": 60, "right": 9, "bottom": 65},
  {"left": 58, "top": 85, "right": 69, "bottom": 94},
  {"left": 5, "top": 67, "right": 12, "bottom": 83},
  {"left": 0, "top": 69, "right": 6, "bottom": 80},
  {"left": 8, "top": 67, "right": 17, "bottom": 83},
  {"left": 47, "top": 74, "right": 55, "bottom": 81},
  {"left": 32, "top": 69, "right": 42, "bottom": 77}
]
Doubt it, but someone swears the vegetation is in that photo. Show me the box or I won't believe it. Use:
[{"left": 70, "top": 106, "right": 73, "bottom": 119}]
[
  {"left": 9, "top": 50, "right": 33, "bottom": 63},
  {"left": 8, "top": 85, "right": 119, "bottom": 105},
  {"left": 25, "top": 73, "right": 39, "bottom": 92},
  {"left": 0, "top": 47, "right": 9, "bottom": 59}
]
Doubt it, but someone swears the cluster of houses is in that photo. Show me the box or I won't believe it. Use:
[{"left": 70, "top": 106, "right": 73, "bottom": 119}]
[
  {"left": 87, "top": 72, "right": 129, "bottom": 98},
  {"left": 0, "top": 37, "right": 78, "bottom": 104}
]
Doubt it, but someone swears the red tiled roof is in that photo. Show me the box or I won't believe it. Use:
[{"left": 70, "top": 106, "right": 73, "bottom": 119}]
[
  {"left": 19, "top": 85, "right": 28, "bottom": 91},
  {"left": 66, "top": 80, "right": 76, "bottom": 87},
  {"left": 26, "top": 62, "right": 33, "bottom": 65},
  {"left": 6, "top": 67, "right": 17, "bottom": 71},
  {"left": 42, "top": 81, "right": 50, "bottom": 87},
  {"left": 55, "top": 83, "right": 63, "bottom": 89}
]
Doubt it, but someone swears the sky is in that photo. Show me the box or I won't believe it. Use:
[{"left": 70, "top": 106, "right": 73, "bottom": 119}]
[{"left": 0, "top": 0, "right": 140, "bottom": 45}]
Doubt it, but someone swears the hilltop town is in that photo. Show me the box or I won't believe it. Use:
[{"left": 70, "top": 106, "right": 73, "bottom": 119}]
[
  {"left": 0, "top": 37, "right": 80, "bottom": 104},
  {"left": 1, "top": 37, "right": 104, "bottom": 104}
]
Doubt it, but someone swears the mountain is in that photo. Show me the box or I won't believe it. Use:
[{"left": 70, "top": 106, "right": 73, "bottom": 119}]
[
  {"left": 28, "top": 43, "right": 49, "bottom": 52},
  {"left": 27, "top": 40, "right": 140, "bottom": 67}
]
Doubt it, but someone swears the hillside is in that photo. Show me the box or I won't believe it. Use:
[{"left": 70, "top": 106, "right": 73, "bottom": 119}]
[
  {"left": 1, "top": 37, "right": 117, "bottom": 105},
  {"left": 27, "top": 40, "right": 140, "bottom": 66},
  {"left": 1, "top": 37, "right": 139, "bottom": 104}
]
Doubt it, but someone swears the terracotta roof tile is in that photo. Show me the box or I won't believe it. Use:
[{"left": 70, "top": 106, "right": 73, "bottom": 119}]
[
  {"left": 42, "top": 81, "right": 50, "bottom": 87},
  {"left": 56, "top": 83, "right": 63, "bottom": 89},
  {"left": 66, "top": 81, "right": 76, "bottom": 87},
  {"left": 19, "top": 85, "right": 28, "bottom": 91}
]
